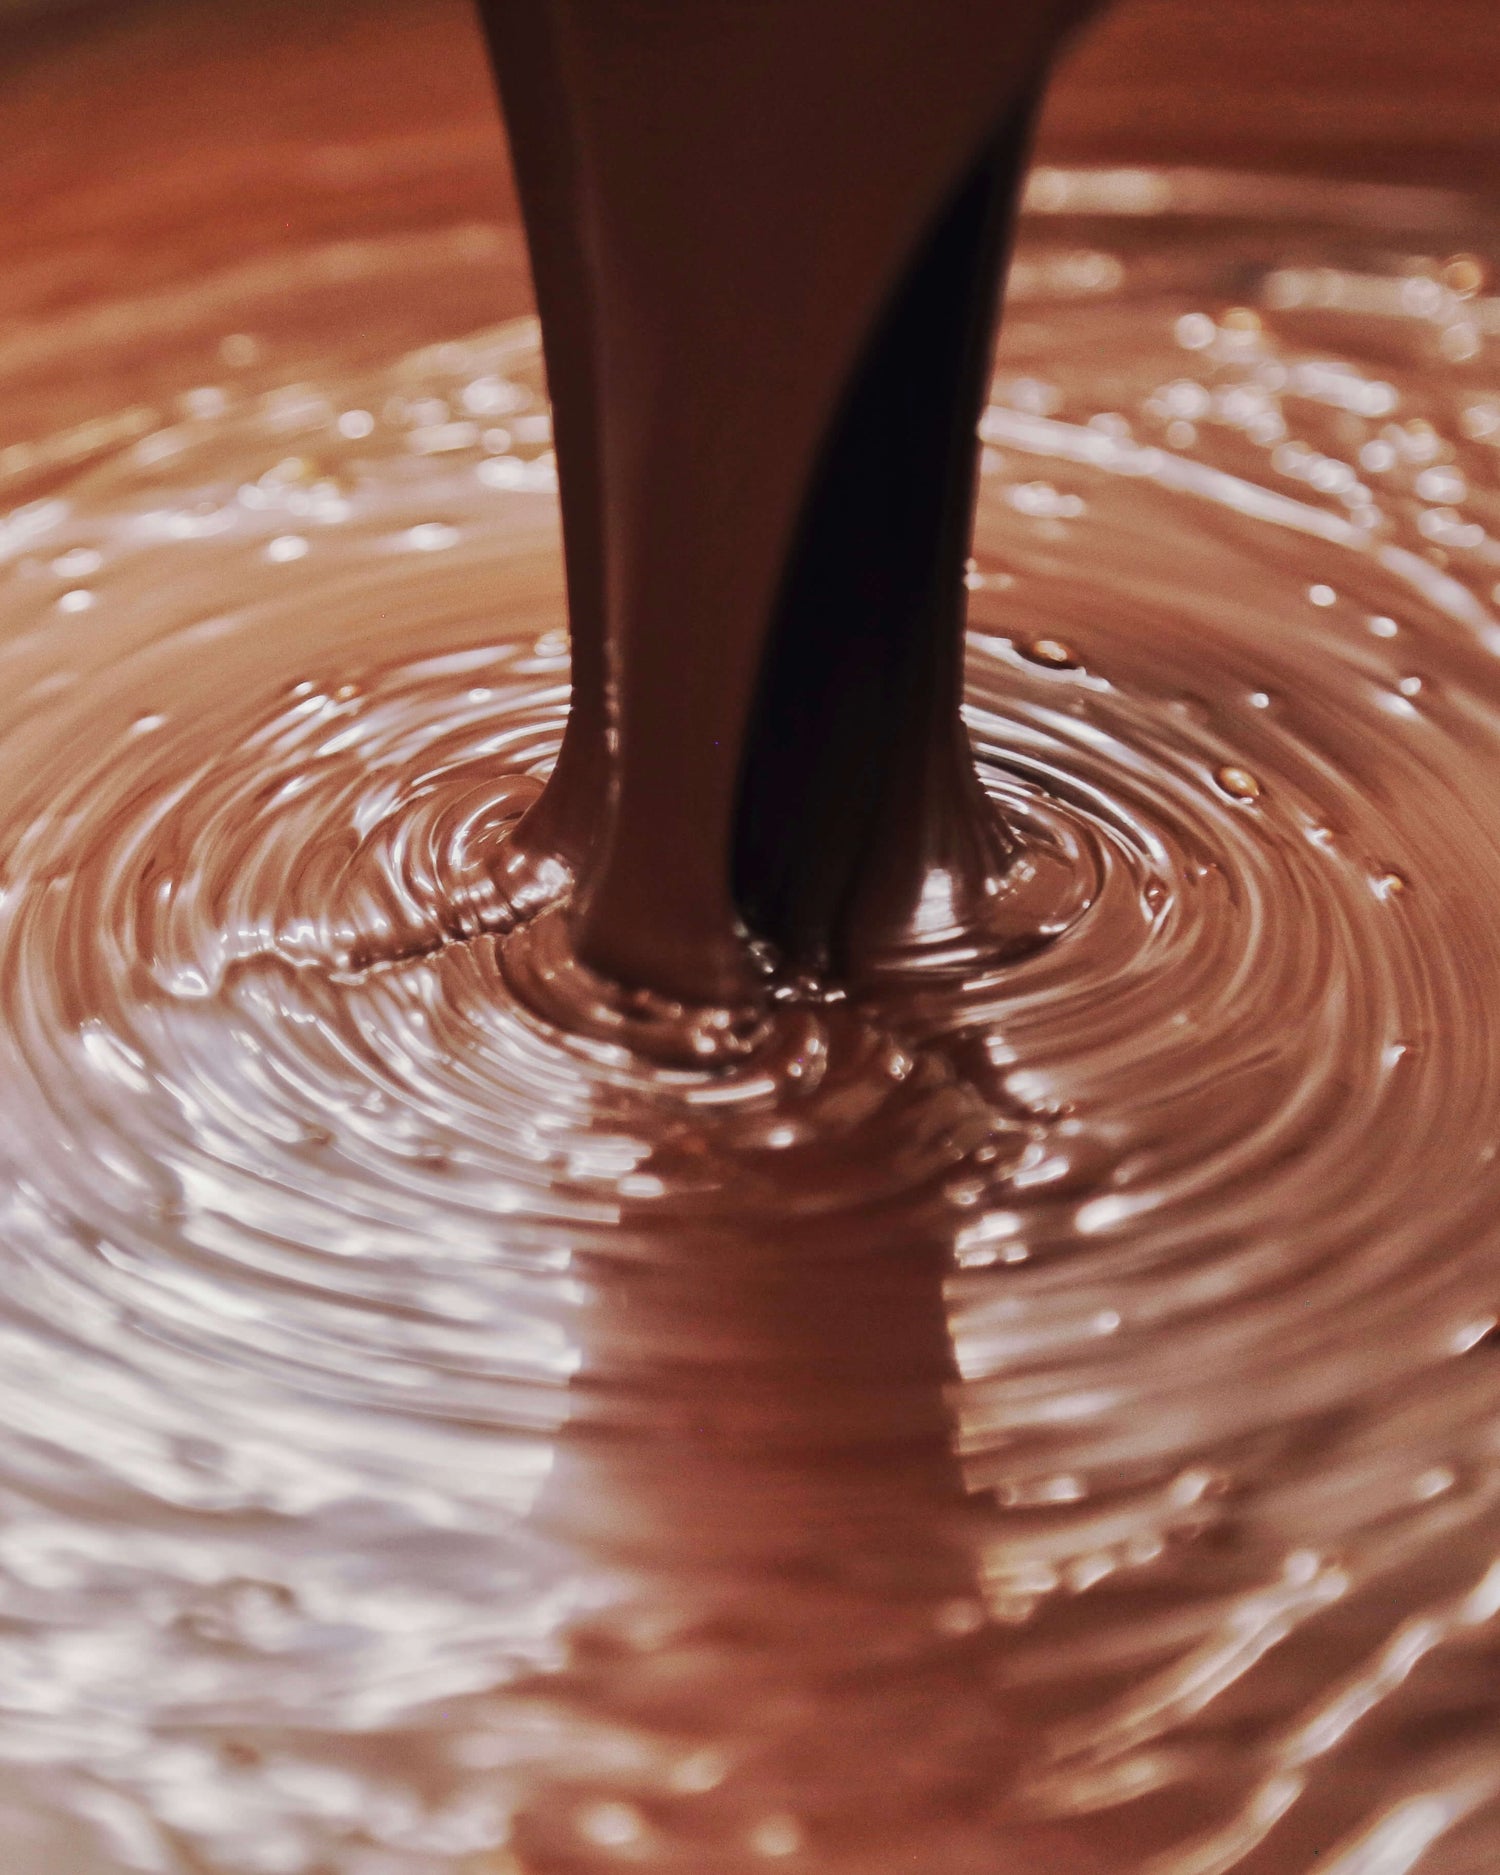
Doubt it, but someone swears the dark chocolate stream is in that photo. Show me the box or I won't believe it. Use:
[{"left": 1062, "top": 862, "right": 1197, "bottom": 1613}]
[{"left": 477, "top": 0, "right": 1097, "bottom": 1003}]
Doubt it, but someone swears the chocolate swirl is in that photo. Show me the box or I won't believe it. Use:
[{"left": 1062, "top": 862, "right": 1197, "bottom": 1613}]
[{"left": 0, "top": 175, "right": 1499, "bottom": 1872}]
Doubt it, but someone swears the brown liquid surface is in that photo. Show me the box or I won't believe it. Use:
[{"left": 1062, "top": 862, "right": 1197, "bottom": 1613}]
[{"left": 4, "top": 12, "right": 1500, "bottom": 1875}]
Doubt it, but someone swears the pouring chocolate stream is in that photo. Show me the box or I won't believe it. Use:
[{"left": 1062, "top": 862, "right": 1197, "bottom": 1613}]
[{"left": 477, "top": 0, "right": 1099, "bottom": 1003}]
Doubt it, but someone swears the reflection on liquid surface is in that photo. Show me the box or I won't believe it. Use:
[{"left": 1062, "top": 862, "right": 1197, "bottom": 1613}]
[{"left": 1, "top": 169, "right": 1500, "bottom": 1871}]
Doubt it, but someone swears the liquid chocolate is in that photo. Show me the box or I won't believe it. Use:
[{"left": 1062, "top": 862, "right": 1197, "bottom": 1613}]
[
  {"left": 3, "top": 6, "right": 1500, "bottom": 1871},
  {"left": 477, "top": 0, "right": 1098, "bottom": 1005}
]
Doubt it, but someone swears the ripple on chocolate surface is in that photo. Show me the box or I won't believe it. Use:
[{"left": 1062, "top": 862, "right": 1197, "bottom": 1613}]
[{"left": 2, "top": 175, "right": 1500, "bottom": 1872}]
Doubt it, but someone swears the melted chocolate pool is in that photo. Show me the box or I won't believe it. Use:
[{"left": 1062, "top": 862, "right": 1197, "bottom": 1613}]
[{"left": 2, "top": 161, "right": 1500, "bottom": 1873}]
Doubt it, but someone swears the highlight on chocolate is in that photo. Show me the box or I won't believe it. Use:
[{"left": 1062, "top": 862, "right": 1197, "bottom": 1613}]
[{"left": 0, "top": 2, "right": 1497, "bottom": 1870}]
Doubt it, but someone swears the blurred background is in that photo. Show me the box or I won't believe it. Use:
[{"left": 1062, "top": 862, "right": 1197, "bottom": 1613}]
[
  {"left": 2, "top": 0, "right": 1499, "bottom": 295},
  {"left": 5, "top": 0, "right": 1500, "bottom": 177}
]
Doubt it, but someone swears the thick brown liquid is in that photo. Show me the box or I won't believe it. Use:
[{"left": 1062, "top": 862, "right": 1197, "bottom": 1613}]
[
  {"left": 477, "top": 1, "right": 1096, "bottom": 1008},
  {"left": 3, "top": 9, "right": 1500, "bottom": 1874}
]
